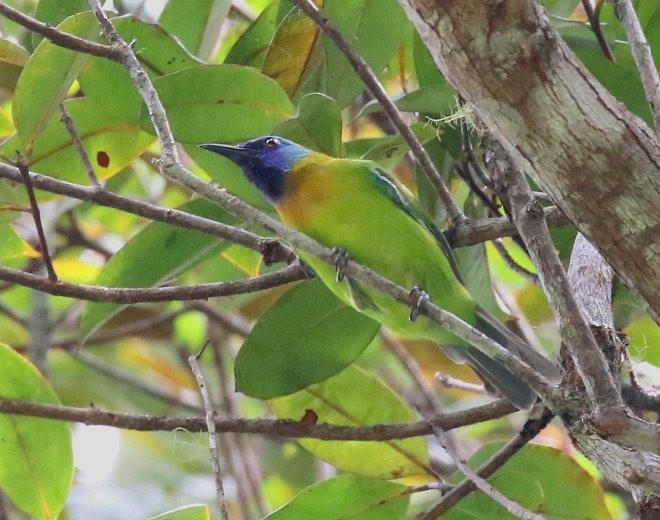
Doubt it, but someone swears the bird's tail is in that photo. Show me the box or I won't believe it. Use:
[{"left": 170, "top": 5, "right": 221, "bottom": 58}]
[
  {"left": 442, "top": 308, "right": 560, "bottom": 409},
  {"left": 462, "top": 346, "right": 538, "bottom": 409},
  {"left": 474, "top": 307, "right": 561, "bottom": 383},
  {"left": 459, "top": 307, "right": 560, "bottom": 409}
]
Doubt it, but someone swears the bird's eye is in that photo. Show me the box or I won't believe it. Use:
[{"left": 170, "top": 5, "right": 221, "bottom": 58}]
[{"left": 265, "top": 137, "right": 279, "bottom": 148}]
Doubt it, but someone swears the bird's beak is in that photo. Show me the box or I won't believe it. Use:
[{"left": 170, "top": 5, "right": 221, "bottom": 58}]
[{"left": 198, "top": 143, "right": 250, "bottom": 165}]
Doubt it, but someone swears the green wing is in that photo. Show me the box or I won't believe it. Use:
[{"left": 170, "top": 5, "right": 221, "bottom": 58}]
[{"left": 369, "top": 165, "right": 464, "bottom": 282}]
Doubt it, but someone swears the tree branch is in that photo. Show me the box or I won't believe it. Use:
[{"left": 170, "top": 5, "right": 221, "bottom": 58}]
[
  {"left": 446, "top": 206, "right": 566, "bottom": 248},
  {"left": 0, "top": 397, "right": 516, "bottom": 440},
  {"left": 0, "top": 2, "right": 120, "bottom": 61},
  {"left": 0, "top": 262, "right": 306, "bottom": 303},
  {"left": 16, "top": 159, "right": 57, "bottom": 282}
]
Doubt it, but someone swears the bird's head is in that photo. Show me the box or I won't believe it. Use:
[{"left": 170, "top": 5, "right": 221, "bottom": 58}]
[{"left": 199, "top": 136, "right": 312, "bottom": 203}]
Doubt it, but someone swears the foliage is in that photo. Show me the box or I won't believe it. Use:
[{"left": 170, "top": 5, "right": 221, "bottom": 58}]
[{"left": 0, "top": 0, "right": 656, "bottom": 519}]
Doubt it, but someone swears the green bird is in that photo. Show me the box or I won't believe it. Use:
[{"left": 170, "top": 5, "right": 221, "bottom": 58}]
[{"left": 200, "top": 136, "right": 559, "bottom": 409}]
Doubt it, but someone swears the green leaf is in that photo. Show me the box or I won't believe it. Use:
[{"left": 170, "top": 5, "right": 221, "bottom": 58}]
[
  {"left": 142, "top": 64, "right": 295, "bottom": 143},
  {"left": 12, "top": 12, "right": 98, "bottom": 149},
  {"left": 444, "top": 444, "right": 613, "bottom": 520},
  {"left": 31, "top": 0, "right": 88, "bottom": 49},
  {"left": 265, "top": 475, "right": 409, "bottom": 520},
  {"left": 355, "top": 86, "right": 455, "bottom": 121},
  {"left": 1, "top": 98, "right": 154, "bottom": 185},
  {"left": 274, "top": 93, "right": 343, "bottom": 156},
  {"left": 80, "top": 199, "right": 235, "bottom": 340},
  {"left": 0, "top": 38, "right": 29, "bottom": 102},
  {"left": 413, "top": 31, "right": 444, "bottom": 87},
  {"left": 78, "top": 15, "right": 200, "bottom": 124},
  {"left": 262, "top": 1, "right": 323, "bottom": 98},
  {"left": 271, "top": 365, "right": 430, "bottom": 479},
  {"left": 0, "top": 223, "right": 37, "bottom": 268},
  {"left": 644, "top": 6, "right": 660, "bottom": 65},
  {"left": 147, "top": 503, "right": 210, "bottom": 520},
  {"left": 396, "top": 85, "right": 457, "bottom": 115},
  {"left": 224, "top": 2, "right": 279, "bottom": 68},
  {"left": 322, "top": 0, "right": 409, "bottom": 107},
  {"left": 236, "top": 280, "right": 379, "bottom": 398},
  {"left": 160, "top": 0, "right": 231, "bottom": 59},
  {"left": 0, "top": 343, "right": 73, "bottom": 520}
]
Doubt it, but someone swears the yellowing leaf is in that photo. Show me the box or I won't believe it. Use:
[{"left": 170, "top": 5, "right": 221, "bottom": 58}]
[
  {"left": 52, "top": 256, "right": 100, "bottom": 284},
  {"left": 262, "top": 1, "right": 324, "bottom": 98},
  {"left": 445, "top": 444, "right": 613, "bottom": 520},
  {"left": 271, "top": 365, "right": 430, "bottom": 479}
]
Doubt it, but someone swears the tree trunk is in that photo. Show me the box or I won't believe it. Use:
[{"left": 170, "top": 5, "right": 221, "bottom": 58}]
[{"left": 399, "top": 0, "right": 660, "bottom": 319}]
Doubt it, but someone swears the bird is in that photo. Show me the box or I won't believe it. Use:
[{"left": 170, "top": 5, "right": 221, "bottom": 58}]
[{"left": 199, "top": 135, "right": 560, "bottom": 409}]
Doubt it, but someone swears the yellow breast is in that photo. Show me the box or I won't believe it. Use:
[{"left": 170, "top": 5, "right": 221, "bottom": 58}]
[{"left": 276, "top": 154, "right": 333, "bottom": 230}]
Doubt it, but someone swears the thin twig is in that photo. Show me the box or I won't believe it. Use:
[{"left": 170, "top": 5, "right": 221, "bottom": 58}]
[
  {"left": 580, "top": 0, "right": 615, "bottom": 61},
  {"left": 291, "top": 0, "right": 465, "bottom": 224},
  {"left": 611, "top": 0, "right": 660, "bottom": 132},
  {"left": 435, "top": 373, "right": 486, "bottom": 395},
  {"left": 453, "top": 161, "right": 500, "bottom": 216},
  {"left": 189, "top": 347, "right": 229, "bottom": 520},
  {"left": 211, "top": 338, "right": 266, "bottom": 517},
  {"left": 421, "top": 411, "right": 544, "bottom": 520},
  {"left": 59, "top": 103, "right": 101, "bottom": 187},
  {"left": 0, "top": 2, "right": 121, "bottom": 61},
  {"left": 16, "top": 158, "right": 57, "bottom": 282},
  {"left": 88, "top": 0, "right": 179, "bottom": 162},
  {"left": 492, "top": 239, "right": 540, "bottom": 286},
  {"left": 0, "top": 262, "right": 306, "bottom": 303},
  {"left": 418, "top": 407, "right": 554, "bottom": 519},
  {"left": 28, "top": 288, "right": 50, "bottom": 374},
  {"left": 0, "top": 396, "right": 515, "bottom": 440},
  {"left": 445, "top": 206, "right": 566, "bottom": 248},
  {"left": 457, "top": 99, "right": 492, "bottom": 189}
]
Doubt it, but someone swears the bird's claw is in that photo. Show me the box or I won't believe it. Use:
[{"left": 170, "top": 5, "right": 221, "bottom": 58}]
[
  {"left": 409, "top": 287, "right": 429, "bottom": 322},
  {"left": 332, "top": 247, "right": 350, "bottom": 283}
]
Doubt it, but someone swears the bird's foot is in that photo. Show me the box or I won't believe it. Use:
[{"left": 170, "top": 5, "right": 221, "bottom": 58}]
[
  {"left": 409, "top": 287, "right": 429, "bottom": 322},
  {"left": 331, "top": 247, "right": 350, "bottom": 283}
]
